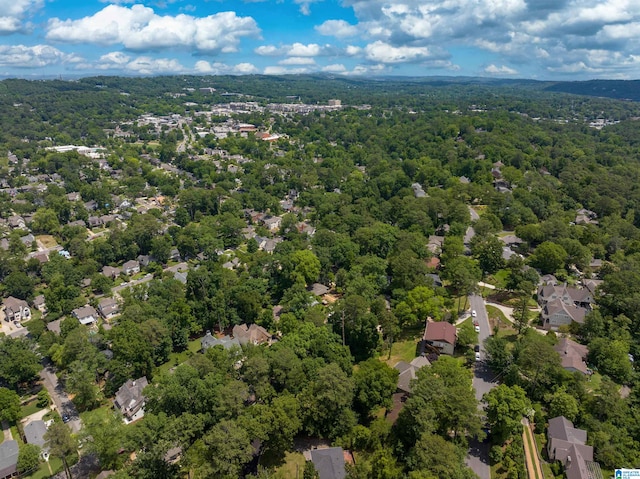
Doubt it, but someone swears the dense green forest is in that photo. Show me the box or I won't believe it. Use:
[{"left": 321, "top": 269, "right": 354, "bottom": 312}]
[{"left": 0, "top": 75, "right": 640, "bottom": 479}]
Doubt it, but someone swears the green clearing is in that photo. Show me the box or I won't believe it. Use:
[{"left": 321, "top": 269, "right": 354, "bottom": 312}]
[
  {"left": 382, "top": 339, "right": 420, "bottom": 367},
  {"left": 20, "top": 400, "right": 44, "bottom": 418},
  {"left": 155, "top": 337, "right": 203, "bottom": 375},
  {"left": 27, "top": 457, "right": 63, "bottom": 479},
  {"left": 262, "top": 451, "right": 306, "bottom": 479}
]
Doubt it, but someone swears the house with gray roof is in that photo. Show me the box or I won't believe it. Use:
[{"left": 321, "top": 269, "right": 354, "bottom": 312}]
[
  {"left": 554, "top": 338, "right": 590, "bottom": 375},
  {"left": 115, "top": 377, "right": 149, "bottom": 424},
  {"left": 24, "top": 419, "right": 48, "bottom": 450},
  {"left": 547, "top": 416, "right": 603, "bottom": 479},
  {"left": 201, "top": 331, "right": 241, "bottom": 351},
  {"left": 98, "top": 297, "right": 120, "bottom": 319},
  {"left": 394, "top": 356, "right": 430, "bottom": 394},
  {"left": 0, "top": 440, "right": 18, "bottom": 479},
  {"left": 310, "top": 447, "right": 346, "bottom": 479},
  {"left": 72, "top": 305, "right": 98, "bottom": 325},
  {"left": 3, "top": 296, "right": 31, "bottom": 322}
]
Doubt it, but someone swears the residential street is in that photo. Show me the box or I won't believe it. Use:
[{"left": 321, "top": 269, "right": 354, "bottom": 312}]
[
  {"left": 465, "top": 293, "right": 495, "bottom": 479},
  {"left": 39, "top": 359, "right": 82, "bottom": 433}
]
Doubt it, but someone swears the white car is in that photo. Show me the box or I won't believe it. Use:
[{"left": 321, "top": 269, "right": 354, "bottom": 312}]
[
  {"left": 471, "top": 310, "right": 477, "bottom": 318},
  {"left": 475, "top": 324, "right": 480, "bottom": 333},
  {"left": 475, "top": 351, "right": 481, "bottom": 361}
]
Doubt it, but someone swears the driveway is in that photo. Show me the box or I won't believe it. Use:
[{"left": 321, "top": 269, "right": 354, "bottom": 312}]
[
  {"left": 465, "top": 293, "right": 495, "bottom": 479},
  {"left": 39, "top": 359, "right": 82, "bottom": 433}
]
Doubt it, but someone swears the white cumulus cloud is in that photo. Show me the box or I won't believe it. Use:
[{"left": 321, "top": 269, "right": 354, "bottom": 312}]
[
  {"left": 0, "top": 0, "right": 42, "bottom": 33},
  {"left": 46, "top": 5, "right": 260, "bottom": 53},
  {"left": 0, "top": 44, "right": 80, "bottom": 68},
  {"left": 484, "top": 64, "right": 518, "bottom": 75},
  {"left": 279, "top": 56, "right": 316, "bottom": 65},
  {"left": 315, "top": 19, "right": 359, "bottom": 38},
  {"left": 194, "top": 60, "right": 258, "bottom": 74},
  {"left": 364, "top": 41, "right": 433, "bottom": 63}
]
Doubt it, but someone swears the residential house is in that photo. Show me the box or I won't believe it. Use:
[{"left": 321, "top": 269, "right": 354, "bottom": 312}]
[
  {"left": 3, "top": 296, "right": 31, "bottom": 322},
  {"left": 7, "top": 215, "right": 25, "bottom": 229},
  {"left": 394, "top": 356, "right": 431, "bottom": 394},
  {"left": 263, "top": 215, "right": 282, "bottom": 232},
  {"left": 169, "top": 249, "right": 181, "bottom": 262},
  {"left": 66, "top": 192, "right": 81, "bottom": 202},
  {"left": 114, "top": 377, "right": 149, "bottom": 424},
  {"left": 102, "top": 265, "right": 121, "bottom": 279},
  {"left": 411, "top": 183, "right": 427, "bottom": 198},
  {"left": 98, "top": 297, "right": 120, "bottom": 319},
  {"left": 122, "top": 260, "right": 140, "bottom": 276},
  {"left": 20, "top": 234, "right": 35, "bottom": 247},
  {"left": 309, "top": 283, "right": 330, "bottom": 297},
  {"left": 31, "top": 251, "right": 49, "bottom": 264},
  {"left": 88, "top": 216, "right": 103, "bottom": 229},
  {"left": 0, "top": 440, "right": 18, "bottom": 479},
  {"left": 427, "top": 235, "right": 445, "bottom": 255},
  {"left": 541, "top": 299, "right": 587, "bottom": 330},
  {"left": 137, "top": 255, "right": 152, "bottom": 267},
  {"left": 309, "top": 447, "right": 347, "bottom": 479},
  {"left": 547, "top": 416, "right": 603, "bottom": 479},
  {"left": 426, "top": 273, "right": 443, "bottom": 288},
  {"left": 538, "top": 283, "right": 593, "bottom": 330},
  {"left": 32, "top": 295, "right": 46, "bottom": 314},
  {"left": 24, "top": 420, "right": 48, "bottom": 452},
  {"left": 422, "top": 320, "right": 457, "bottom": 356},
  {"left": 72, "top": 305, "right": 98, "bottom": 325},
  {"left": 554, "top": 338, "right": 590, "bottom": 375},
  {"left": 232, "top": 323, "right": 272, "bottom": 346},
  {"left": 201, "top": 331, "right": 241, "bottom": 351},
  {"left": 67, "top": 219, "right": 86, "bottom": 228},
  {"left": 575, "top": 209, "right": 598, "bottom": 226}
]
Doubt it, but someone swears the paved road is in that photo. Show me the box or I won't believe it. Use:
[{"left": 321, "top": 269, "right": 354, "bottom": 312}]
[
  {"left": 465, "top": 293, "right": 496, "bottom": 479},
  {"left": 39, "top": 359, "right": 82, "bottom": 433}
]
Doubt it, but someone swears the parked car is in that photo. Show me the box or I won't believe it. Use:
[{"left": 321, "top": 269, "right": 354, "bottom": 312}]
[
  {"left": 475, "top": 351, "right": 481, "bottom": 361},
  {"left": 471, "top": 310, "right": 477, "bottom": 317},
  {"left": 475, "top": 324, "right": 480, "bottom": 333},
  {"left": 474, "top": 344, "right": 480, "bottom": 352}
]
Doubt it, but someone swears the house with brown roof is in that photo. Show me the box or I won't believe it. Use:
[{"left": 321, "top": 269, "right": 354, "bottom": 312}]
[
  {"left": 422, "top": 320, "right": 457, "bottom": 356},
  {"left": 547, "top": 416, "right": 603, "bottom": 479},
  {"left": 232, "top": 323, "right": 272, "bottom": 346},
  {"left": 554, "top": 338, "right": 590, "bottom": 375},
  {"left": 3, "top": 296, "right": 31, "bottom": 322},
  {"left": 114, "top": 377, "right": 149, "bottom": 424}
]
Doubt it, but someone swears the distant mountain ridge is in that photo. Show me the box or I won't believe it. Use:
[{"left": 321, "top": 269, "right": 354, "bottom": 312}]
[{"left": 543, "top": 79, "right": 640, "bottom": 101}]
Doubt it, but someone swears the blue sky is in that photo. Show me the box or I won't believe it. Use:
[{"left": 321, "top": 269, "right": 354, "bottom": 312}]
[{"left": 0, "top": 0, "right": 639, "bottom": 79}]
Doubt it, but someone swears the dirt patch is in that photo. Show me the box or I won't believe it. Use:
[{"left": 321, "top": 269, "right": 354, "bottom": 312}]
[{"left": 36, "top": 235, "right": 58, "bottom": 249}]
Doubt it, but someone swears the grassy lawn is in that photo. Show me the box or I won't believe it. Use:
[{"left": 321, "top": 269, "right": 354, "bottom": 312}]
[
  {"left": 262, "top": 451, "right": 306, "bottom": 479},
  {"left": 381, "top": 339, "right": 420, "bottom": 367},
  {"left": 155, "top": 337, "right": 203, "bottom": 375},
  {"left": 28, "top": 457, "right": 63, "bottom": 479},
  {"left": 79, "top": 403, "right": 116, "bottom": 427},
  {"left": 20, "top": 400, "right": 44, "bottom": 418},
  {"left": 486, "top": 269, "right": 509, "bottom": 289}
]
